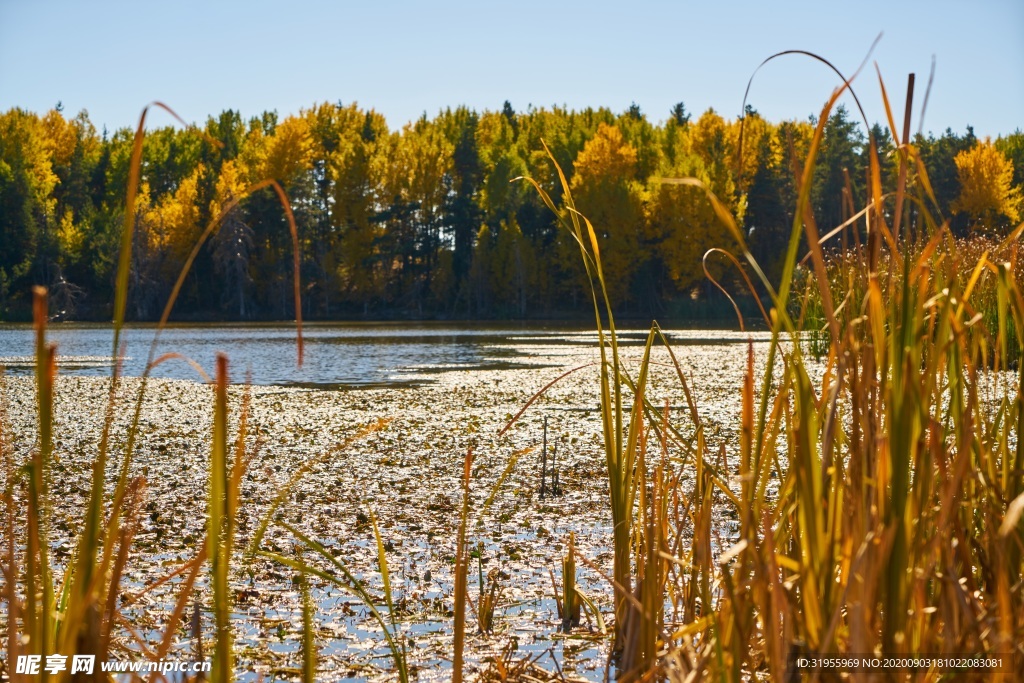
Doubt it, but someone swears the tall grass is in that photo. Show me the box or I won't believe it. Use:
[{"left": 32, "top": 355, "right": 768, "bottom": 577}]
[
  {"left": 0, "top": 103, "right": 309, "bottom": 681},
  {"left": 517, "top": 150, "right": 709, "bottom": 657},
  {"left": 514, "top": 61, "right": 1024, "bottom": 680}
]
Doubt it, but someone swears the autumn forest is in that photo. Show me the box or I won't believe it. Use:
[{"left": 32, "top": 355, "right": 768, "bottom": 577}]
[{"left": 1, "top": 101, "right": 1021, "bottom": 322}]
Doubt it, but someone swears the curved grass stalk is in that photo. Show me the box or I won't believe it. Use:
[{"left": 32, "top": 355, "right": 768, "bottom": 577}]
[{"left": 260, "top": 521, "right": 410, "bottom": 682}]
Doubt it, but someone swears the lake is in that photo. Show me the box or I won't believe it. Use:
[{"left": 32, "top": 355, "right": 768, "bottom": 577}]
[{"left": 0, "top": 322, "right": 767, "bottom": 388}]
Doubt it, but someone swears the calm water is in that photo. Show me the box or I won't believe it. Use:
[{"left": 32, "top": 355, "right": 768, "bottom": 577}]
[{"left": 0, "top": 322, "right": 762, "bottom": 388}]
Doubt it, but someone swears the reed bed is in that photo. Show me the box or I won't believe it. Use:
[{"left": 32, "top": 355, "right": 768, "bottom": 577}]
[
  {"left": 506, "top": 60, "right": 1024, "bottom": 680},
  {"left": 2, "top": 61, "right": 1023, "bottom": 683}
]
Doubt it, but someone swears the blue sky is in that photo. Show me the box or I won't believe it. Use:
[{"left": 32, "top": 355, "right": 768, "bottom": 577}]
[{"left": 1, "top": 0, "right": 1021, "bottom": 138}]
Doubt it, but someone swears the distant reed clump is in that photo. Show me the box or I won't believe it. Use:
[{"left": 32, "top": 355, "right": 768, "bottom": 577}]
[{"left": 802, "top": 233, "right": 1024, "bottom": 365}]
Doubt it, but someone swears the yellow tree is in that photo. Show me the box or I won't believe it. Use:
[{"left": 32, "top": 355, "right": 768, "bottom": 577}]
[
  {"left": 731, "top": 109, "right": 773, "bottom": 194},
  {"left": 39, "top": 110, "right": 80, "bottom": 277},
  {"left": 40, "top": 109, "right": 77, "bottom": 171},
  {"left": 952, "top": 139, "right": 1022, "bottom": 233},
  {"left": 647, "top": 158, "right": 720, "bottom": 292},
  {"left": 476, "top": 110, "right": 527, "bottom": 224},
  {"left": 235, "top": 114, "right": 314, "bottom": 316},
  {"left": 649, "top": 109, "right": 744, "bottom": 294},
  {"left": 564, "top": 123, "right": 644, "bottom": 304},
  {"left": 689, "top": 109, "right": 744, "bottom": 222},
  {"left": 129, "top": 165, "right": 203, "bottom": 317},
  {"left": 260, "top": 114, "right": 313, "bottom": 184},
  {"left": 328, "top": 107, "right": 390, "bottom": 308},
  {"left": 144, "top": 164, "right": 204, "bottom": 267},
  {"left": 237, "top": 113, "right": 313, "bottom": 189},
  {"left": 40, "top": 110, "right": 101, "bottom": 276},
  {"left": 119, "top": 161, "right": 203, "bottom": 317}
]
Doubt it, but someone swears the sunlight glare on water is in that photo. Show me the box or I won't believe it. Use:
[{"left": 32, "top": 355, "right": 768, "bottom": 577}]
[{"left": 0, "top": 323, "right": 769, "bottom": 388}]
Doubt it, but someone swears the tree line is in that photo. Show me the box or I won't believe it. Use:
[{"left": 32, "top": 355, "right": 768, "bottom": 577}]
[{"left": 0, "top": 100, "right": 1021, "bottom": 321}]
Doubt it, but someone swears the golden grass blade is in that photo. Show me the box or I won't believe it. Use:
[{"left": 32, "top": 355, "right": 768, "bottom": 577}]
[
  {"left": 917, "top": 55, "right": 936, "bottom": 136},
  {"left": 999, "top": 492, "right": 1024, "bottom": 537},
  {"left": 891, "top": 73, "right": 916, "bottom": 242},
  {"left": 574, "top": 588, "right": 606, "bottom": 635},
  {"left": 209, "top": 353, "right": 232, "bottom": 683},
  {"left": 562, "top": 532, "right": 579, "bottom": 632},
  {"left": 99, "top": 477, "right": 146, "bottom": 659},
  {"left": 246, "top": 418, "right": 391, "bottom": 556},
  {"left": 867, "top": 133, "right": 902, "bottom": 262},
  {"left": 1, "top": 369, "right": 21, "bottom": 679},
  {"left": 701, "top": 248, "right": 773, "bottom": 330},
  {"left": 874, "top": 64, "right": 900, "bottom": 142},
  {"left": 548, "top": 567, "right": 563, "bottom": 621},
  {"left": 28, "top": 287, "right": 55, "bottom": 669},
  {"left": 736, "top": 36, "right": 879, "bottom": 184},
  {"left": 300, "top": 569, "right": 317, "bottom": 683},
  {"left": 147, "top": 352, "right": 214, "bottom": 383},
  {"left": 368, "top": 507, "right": 395, "bottom": 625},
  {"left": 497, "top": 365, "right": 599, "bottom": 437},
  {"left": 453, "top": 449, "right": 473, "bottom": 683},
  {"left": 226, "top": 382, "right": 253, "bottom": 561},
  {"left": 145, "top": 548, "right": 206, "bottom": 683},
  {"left": 479, "top": 446, "right": 535, "bottom": 519},
  {"left": 912, "top": 152, "right": 942, "bottom": 218},
  {"left": 258, "top": 543, "right": 408, "bottom": 682}
]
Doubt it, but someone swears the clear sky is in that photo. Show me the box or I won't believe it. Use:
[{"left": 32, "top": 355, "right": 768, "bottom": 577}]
[{"left": 1, "top": 0, "right": 1021, "bottom": 138}]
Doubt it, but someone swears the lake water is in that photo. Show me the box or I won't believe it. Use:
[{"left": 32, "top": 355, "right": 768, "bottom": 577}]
[{"left": 0, "top": 322, "right": 764, "bottom": 388}]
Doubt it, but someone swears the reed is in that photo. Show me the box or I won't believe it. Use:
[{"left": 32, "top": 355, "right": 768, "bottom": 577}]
[
  {"left": 476, "top": 559, "right": 501, "bottom": 635},
  {"left": 257, "top": 520, "right": 410, "bottom": 682},
  {"left": 0, "top": 102, "right": 308, "bottom": 682},
  {"left": 208, "top": 353, "right": 233, "bottom": 683},
  {"left": 299, "top": 568, "right": 316, "bottom": 683},
  {"left": 452, "top": 448, "right": 473, "bottom": 683},
  {"left": 1, "top": 286, "right": 151, "bottom": 682},
  {"left": 560, "top": 532, "right": 579, "bottom": 633},
  {"left": 516, "top": 150, "right": 690, "bottom": 656},
  {"left": 512, "top": 56, "right": 1024, "bottom": 681}
]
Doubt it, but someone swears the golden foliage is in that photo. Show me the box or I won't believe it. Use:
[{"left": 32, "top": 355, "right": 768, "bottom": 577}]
[
  {"left": 142, "top": 164, "right": 204, "bottom": 261},
  {"left": 649, "top": 110, "right": 747, "bottom": 292},
  {"left": 0, "top": 109, "right": 58, "bottom": 207},
  {"left": 40, "top": 109, "right": 78, "bottom": 169},
  {"left": 566, "top": 124, "right": 644, "bottom": 302},
  {"left": 952, "top": 138, "right": 1022, "bottom": 232},
  {"left": 56, "top": 209, "right": 84, "bottom": 259},
  {"left": 573, "top": 122, "right": 638, "bottom": 182},
  {"left": 212, "top": 159, "right": 247, "bottom": 207},
  {"left": 241, "top": 115, "right": 313, "bottom": 185}
]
